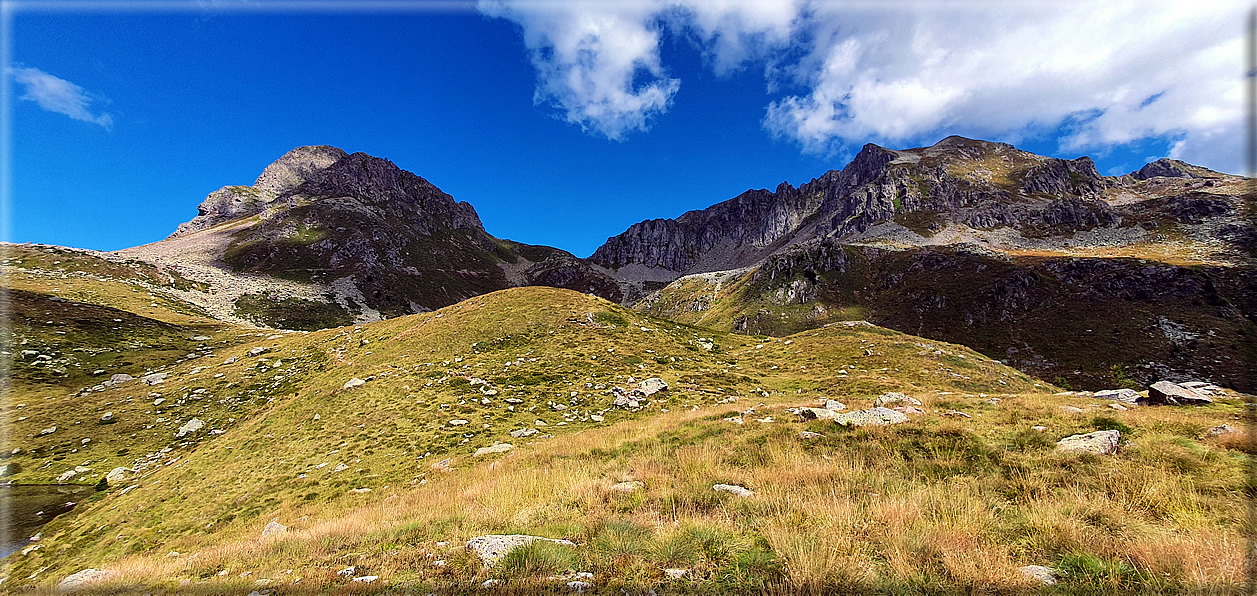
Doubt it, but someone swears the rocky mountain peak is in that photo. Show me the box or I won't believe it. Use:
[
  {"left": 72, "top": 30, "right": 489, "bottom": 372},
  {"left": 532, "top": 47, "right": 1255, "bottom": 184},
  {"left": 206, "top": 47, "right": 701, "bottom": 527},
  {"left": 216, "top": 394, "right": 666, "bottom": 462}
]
[
  {"left": 253, "top": 145, "right": 348, "bottom": 194},
  {"left": 1131, "top": 158, "right": 1205, "bottom": 180}
]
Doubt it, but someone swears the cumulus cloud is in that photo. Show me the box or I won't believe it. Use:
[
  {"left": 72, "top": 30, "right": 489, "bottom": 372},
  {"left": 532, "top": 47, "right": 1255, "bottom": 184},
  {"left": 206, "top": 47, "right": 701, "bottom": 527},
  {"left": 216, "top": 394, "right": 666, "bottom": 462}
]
[
  {"left": 9, "top": 66, "right": 114, "bottom": 130},
  {"left": 482, "top": 0, "right": 1244, "bottom": 173}
]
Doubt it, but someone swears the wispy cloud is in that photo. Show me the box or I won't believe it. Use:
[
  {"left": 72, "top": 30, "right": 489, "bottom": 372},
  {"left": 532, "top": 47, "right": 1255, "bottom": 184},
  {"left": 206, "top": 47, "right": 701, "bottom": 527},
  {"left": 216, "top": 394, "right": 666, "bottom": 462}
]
[
  {"left": 482, "top": 0, "right": 1244, "bottom": 173},
  {"left": 9, "top": 66, "right": 114, "bottom": 130}
]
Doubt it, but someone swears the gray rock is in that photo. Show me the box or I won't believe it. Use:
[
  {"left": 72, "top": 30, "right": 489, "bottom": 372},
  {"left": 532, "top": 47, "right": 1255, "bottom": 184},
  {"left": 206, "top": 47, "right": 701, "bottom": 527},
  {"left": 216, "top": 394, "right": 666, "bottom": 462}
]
[
  {"left": 1146, "top": 381, "right": 1211, "bottom": 405},
  {"left": 466, "top": 534, "right": 575, "bottom": 567},
  {"left": 833, "top": 407, "right": 909, "bottom": 426},
  {"left": 664, "top": 568, "right": 688, "bottom": 579},
  {"left": 343, "top": 377, "right": 366, "bottom": 390},
  {"left": 141, "top": 372, "right": 167, "bottom": 385},
  {"left": 793, "top": 407, "right": 842, "bottom": 421},
  {"left": 639, "top": 377, "right": 668, "bottom": 396},
  {"left": 473, "top": 443, "right": 513, "bottom": 457},
  {"left": 1019, "top": 564, "right": 1058, "bottom": 585},
  {"left": 175, "top": 418, "right": 205, "bottom": 438},
  {"left": 39, "top": 426, "right": 57, "bottom": 436},
  {"left": 567, "top": 580, "right": 593, "bottom": 592},
  {"left": 712, "top": 484, "right": 754, "bottom": 498},
  {"left": 590, "top": 414, "right": 605, "bottom": 422},
  {"left": 261, "top": 520, "right": 287, "bottom": 537},
  {"left": 100, "top": 411, "right": 114, "bottom": 422},
  {"left": 1207, "top": 424, "right": 1239, "bottom": 437},
  {"left": 873, "top": 392, "right": 921, "bottom": 408},
  {"left": 612, "top": 392, "right": 642, "bottom": 409},
  {"left": 509, "top": 428, "right": 538, "bottom": 438},
  {"left": 821, "top": 399, "right": 845, "bottom": 411},
  {"left": 798, "top": 431, "right": 824, "bottom": 440},
  {"left": 1094, "top": 388, "right": 1140, "bottom": 404},
  {"left": 248, "top": 347, "right": 269, "bottom": 357},
  {"left": 610, "top": 481, "right": 643, "bottom": 493},
  {"left": 109, "top": 373, "right": 133, "bottom": 383},
  {"left": 106, "top": 467, "right": 129, "bottom": 484},
  {"left": 449, "top": 419, "right": 470, "bottom": 426},
  {"left": 57, "top": 569, "right": 120, "bottom": 591},
  {"left": 1056, "top": 430, "right": 1121, "bottom": 455}
]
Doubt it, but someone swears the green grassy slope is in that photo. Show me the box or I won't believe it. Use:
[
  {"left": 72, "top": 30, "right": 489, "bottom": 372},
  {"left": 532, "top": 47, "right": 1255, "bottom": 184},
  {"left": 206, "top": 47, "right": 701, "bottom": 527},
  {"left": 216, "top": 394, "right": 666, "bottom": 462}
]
[{"left": 3, "top": 287, "right": 1248, "bottom": 594}]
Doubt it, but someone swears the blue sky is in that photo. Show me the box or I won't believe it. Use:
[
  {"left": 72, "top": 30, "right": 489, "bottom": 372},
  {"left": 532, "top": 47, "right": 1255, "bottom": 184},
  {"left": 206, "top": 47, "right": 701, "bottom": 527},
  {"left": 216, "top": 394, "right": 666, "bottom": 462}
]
[{"left": 5, "top": 1, "right": 1246, "bottom": 258}]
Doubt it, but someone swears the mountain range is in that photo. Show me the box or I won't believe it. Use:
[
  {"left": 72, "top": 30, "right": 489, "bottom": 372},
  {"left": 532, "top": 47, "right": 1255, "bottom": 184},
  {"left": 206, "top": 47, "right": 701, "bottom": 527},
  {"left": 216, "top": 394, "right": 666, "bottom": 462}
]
[{"left": 100, "top": 137, "right": 1256, "bottom": 392}]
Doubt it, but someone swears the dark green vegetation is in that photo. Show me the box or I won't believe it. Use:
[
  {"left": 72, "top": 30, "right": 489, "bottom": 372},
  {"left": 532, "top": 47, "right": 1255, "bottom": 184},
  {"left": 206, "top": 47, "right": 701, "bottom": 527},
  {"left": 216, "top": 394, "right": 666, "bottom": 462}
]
[
  {"left": 233, "top": 293, "right": 353, "bottom": 331},
  {"left": 638, "top": 243, "right": 1257, "bottom": 392}
]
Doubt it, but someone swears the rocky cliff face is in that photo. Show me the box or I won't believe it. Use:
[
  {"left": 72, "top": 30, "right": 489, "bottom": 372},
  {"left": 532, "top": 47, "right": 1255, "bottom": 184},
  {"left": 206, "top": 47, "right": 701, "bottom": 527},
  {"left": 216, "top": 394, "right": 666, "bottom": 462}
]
[
  {"left": 138, "top": 146, "right": 623, "bottom": 327},
  {"left": 590, "top": 137, "right": 1135, "bottom": 280}
]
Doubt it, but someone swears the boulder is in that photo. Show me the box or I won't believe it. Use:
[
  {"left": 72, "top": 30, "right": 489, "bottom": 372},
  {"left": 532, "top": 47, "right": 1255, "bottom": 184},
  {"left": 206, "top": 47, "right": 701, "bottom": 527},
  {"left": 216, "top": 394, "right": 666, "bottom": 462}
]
[
  {"left": 639, "top": 377, "right": 668, "bottom": 396},
  {"left": 466, "top": 534, "right": 575, "bottom": 567},
  {"left": 713, "top": 484, "right": 754, "bottom": 498},
  {"left": 248, "top": 347, "right": 269, "bottom": 357},
  {"left": 1093, "top": 388, "right": 1140, "bottom": 404},
  {"left": 1019, "top": 565, "right": 1058, "bottom": 585},
  {"left": 1056, "top": 430, "right": 1120, "bottom": 455},
  {"left": 610, "top": 481, "right": 643, "bottom": 493},
  {"left": 175, "top": 418, "right": 205, "bottom": 438},
  {"left": 833, "top": 407, "right": 909, "bottom": 426},
  {"left": 1145, "top": 381, "right": 1211, "bottom": 405},
  {"left": 1207, "top": 424, "right": 1239, "bottom": 437},
  {"left": 793, "top": 407, "right": 842, "bottom": 421},
  {"left": 820, "top": 399, "right": 845, "bottom": 411},
  {"left": 873, "top": 392, "right": 921, "bottom": 408},
  {"left": 612, "top": 392, "right": 642, "bottom": 409},
  {"left": 261, "top": 520, "right": 287, "bottom": 536},
  {"left": 141, "top": 372, "right": 167, "bottom": 385},
  {"left": 57, "top": 569, "right": 120, "bottom": 592},
  {"left": 106, "top": 467, "right": 129, "bottom": 484},
  {"left": 100, "top": 412, "right": 114, "bottom": 422},
  {"left": 509, "top": 428, "right": 538, "bottom": 438},
  {"left": 109, "top": 373, "right": 133, "bottom": 383},
  {"left": 343, "top": 377, "right": 366, "bottom": 390},
  {"left": 473, "top": 443, "right": 513, "bottom": 457}
]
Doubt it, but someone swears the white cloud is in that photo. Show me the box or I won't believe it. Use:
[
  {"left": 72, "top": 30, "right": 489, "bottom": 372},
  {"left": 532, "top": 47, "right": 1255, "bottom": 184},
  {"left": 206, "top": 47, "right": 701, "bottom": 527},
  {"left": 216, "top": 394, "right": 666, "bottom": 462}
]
[
  {"left": 483, "top": 0, "right": 1245, "bottom": 173},
  {"left": 9, "top": 66, "right": 114, "bottom": 130}
]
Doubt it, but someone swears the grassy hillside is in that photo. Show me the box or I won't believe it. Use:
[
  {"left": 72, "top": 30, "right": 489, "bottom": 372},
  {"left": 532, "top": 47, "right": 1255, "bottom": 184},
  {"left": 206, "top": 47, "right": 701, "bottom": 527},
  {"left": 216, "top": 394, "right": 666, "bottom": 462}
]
[
  {"left": 636, "top": 245, "right": 1257, "bottom": 393},
  {"left": 3, "top": 286, "right": 1248, "bottom": 594}
]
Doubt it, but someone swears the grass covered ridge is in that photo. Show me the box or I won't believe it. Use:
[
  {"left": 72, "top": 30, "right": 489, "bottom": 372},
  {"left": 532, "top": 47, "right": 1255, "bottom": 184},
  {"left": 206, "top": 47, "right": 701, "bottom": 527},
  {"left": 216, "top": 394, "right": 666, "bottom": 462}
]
[{"left": 2, "top": 287, "right": 1247, "bottom": 593}]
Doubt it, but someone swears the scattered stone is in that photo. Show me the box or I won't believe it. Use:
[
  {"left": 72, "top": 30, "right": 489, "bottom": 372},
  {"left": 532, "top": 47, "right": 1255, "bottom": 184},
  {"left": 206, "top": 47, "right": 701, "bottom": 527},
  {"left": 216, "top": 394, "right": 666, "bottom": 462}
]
[
  {"left": 1056, "top": 430, "right": 1121, "bottom": 455},
  {"left": 109, "top": 373, "right": 133, "bottom": 383},
  {"left": 175, "top": 418, "right": 205, "bottom": 438},
  {"left": 509, "top": 428, "right": 538, "bottom": 438},
  {"left": 1059, "top": 406, "right": 1084, "bottom": 414},
  {"left": 1108, "top": 403, "right": 1128, "bottom": 411},
  {"left": 40, "top": 426, "right": 57, "bottom": 436},
  {"left": 248, "top": 347, "right": 268, "bottom": 357},
  {"left": 334, "top": 463, "right": 349, "bottom": 472},
  {"left": 57, "top": 569, "right": 120, "bottom": 591},
  {"left": 466, "top": 534, "right": 575, "bottom": 567},
  {"left": 106, "top": 467, "right": 129, "bottom": 483},
  {"left": 57, "top": 469, "right": 79, "bottom": 483},
  {"left": 944, "top": 410, "right": 972, "bottom": 418},
  {"left": 639, "top": 377, "right": 668, "bottom": 396},
  {"left": 1207, "top": 424, "right": 1239, "bottom": 437},
  {"left": 352, "top": 575, "right": 379, "bottom": 583},
  {"left": 612, "top": 392, "right": 642, "bottom": 409},
  {"left": 893, "top": 406, "right": 925, "bottom": 415},
  {"left": 141, "top": 372, "right": 167, "bottom": 385},
  {"left": 261, "top": 520, "right": 287, "bottom": 536},
  {"left": 100, "top": 411, "right": 114, "bottom": 422},
  {"left": 449, "top": 419, "right": 470, "bottom": 426},
  {"left": 552, "top": 404, "right": 568, "bottom": 411},
  {"left": 664, "top": 568, "right": 688, "bottom": 579},
  {"left": 820, "top": 399, "right": 845, "bottom": 411},
  {"left": 337, "top": 566, "right": 355, "bottom": 576},
  {"left": 590, "top": 414, "right": 605, "bottom": 422},
  {"left": 473, "top": 443, "right": 513, "bottom": 457},
  {"left": 1019, "top": 565, "right": 1058, "bottom": 585},
  {"left": 222, "top": 356, "right": 238, "bottom": 365},
  {"left": 504, "top": 398, "right": 524, "bottom": 404},
  {"left": 153, "top": 397, "right": 165, "bottom": 407},
  {"left": 1032, "top": 425, "right": 1048, "bottom": 432},
  {"left": 1146, "top": 381, "right": 1212, "bottom": 405},
  {"left": 481, "top": 579, "right": 500, "bottom": 588},
  {"left": 1093, "top": 388, "right": 1140, "bottom": 404},
  {"left": 343, "top": 377, "right": 366, "bottom": 390},
  {"left": 431, "top": 458, "right": 452, "bottom": 472},
  {"left": 798, "top": 431, "right": 824, "bottom": 440},
  {"left": 833, "top": 407, "right": 909, "bottom": 426},
  {"left": 610, "top": 481, "right": 643, "bottom": 493},
  {"left": 713, "top": 484, "right": 754, "bottom": 498},
  {"left": 873, "top": 392, "right": 921, "bottom": 408},
  {"left": 793, "top": 407, "right": 842, "bottom": 421},
  {"left": 567, "top": 580, "right": 593, "bottom": 592}
]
